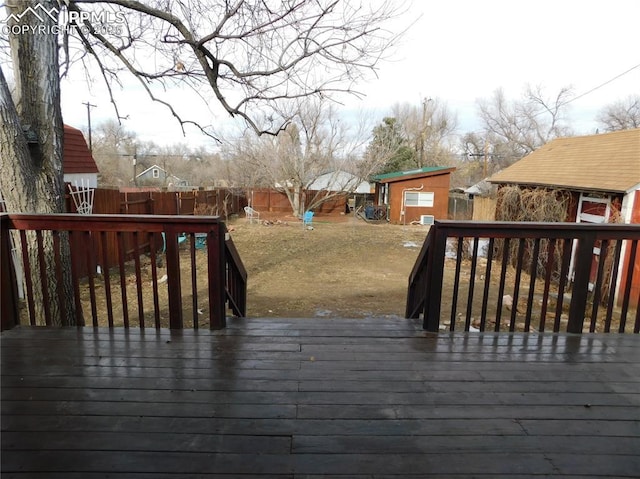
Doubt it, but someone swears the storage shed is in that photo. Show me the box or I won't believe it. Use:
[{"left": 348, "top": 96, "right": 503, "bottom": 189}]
[
  {"left": 489, "top": 128, "right": 640, "bottom": 307},
  {"left": 489, "top": 128, "right": 640, "bottom": 225},
  {"left": 373, "top": 166, "right": 456, "bottom": 224},
  {"left": 63, "top": 125, "right": 99, "bottom": 187}
]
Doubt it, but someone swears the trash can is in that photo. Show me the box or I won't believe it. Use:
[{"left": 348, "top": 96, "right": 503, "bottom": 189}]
[{"left": 364, "top": 205, "right": 374, "bottom": 219}]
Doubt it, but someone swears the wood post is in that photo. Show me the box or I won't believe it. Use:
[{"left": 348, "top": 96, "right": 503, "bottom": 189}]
[
  {"left": 0, "top": 216, "right": 18, "bottom": 330},
  {"left": 208, "top": 224, "right": 227, "bottom": 330},
  {"left": 568, "top": 232, "right": 596, "bottom": 333},
  {"left": 423, "top": 223, "right": 447, "bottom": 332},
  {"left": 165, "top": 227, "right": 183, "bottom": 329}
]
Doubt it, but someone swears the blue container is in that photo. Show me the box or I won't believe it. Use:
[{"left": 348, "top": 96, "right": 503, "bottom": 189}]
[{"left": 364, "top": 205, "right": 374, "bottom": 219}]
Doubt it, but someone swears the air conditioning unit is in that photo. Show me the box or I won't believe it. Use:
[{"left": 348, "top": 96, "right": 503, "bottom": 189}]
[{"left": 420, "top": 215, "right": 434, "bottom": 225}]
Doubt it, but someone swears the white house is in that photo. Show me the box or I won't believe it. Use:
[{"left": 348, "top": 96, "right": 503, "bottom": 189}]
[
  {"left": 135, "top": 164, "right": 189, "bottom": 188},
  {"left": 306, "top": 170, "right": 372, "bottom": 194}
]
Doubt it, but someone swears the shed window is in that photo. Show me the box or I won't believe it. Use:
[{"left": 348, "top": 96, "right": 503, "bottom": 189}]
[
  {"left": 152, "top": 168, "right": 160, "bottom": 178},
  {"left": 404, "top": 191, "right": 434, "bottom": 207}
]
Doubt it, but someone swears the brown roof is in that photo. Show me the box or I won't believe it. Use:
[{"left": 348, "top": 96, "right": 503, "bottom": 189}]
[
  {"left": 489, "top": 128, "right": 640, "bottom": 193},
  {"left": 63, "top": 125, "right": 99, "bottom": 174}
]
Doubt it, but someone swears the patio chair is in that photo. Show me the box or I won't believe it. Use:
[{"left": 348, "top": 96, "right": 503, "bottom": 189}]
[
  {"left": 159, "top": 232, "right": 188, "bottom": 254},
  {"left": 194, "top": 232, "right": 207, "bottom": 249},
  {"left": 244, "top": 205, "right": 261, "bottom": 224},
  {"left": 303, "top": 210, "right": 314, "bottom": 226}
]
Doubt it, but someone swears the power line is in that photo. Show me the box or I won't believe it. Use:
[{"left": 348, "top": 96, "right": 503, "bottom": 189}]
[{"left": 560, "top": 62, "right": 640, "bottom": 108}]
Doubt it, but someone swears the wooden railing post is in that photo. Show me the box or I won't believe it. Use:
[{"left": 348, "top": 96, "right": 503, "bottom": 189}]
[
  {"left": 1, "top": 215, "right": 19, "bottom": 330},
  {"left": 164, "top": 227, "right": 184, "bottom": 329},
  {"left": 405, "top": 228, "right": 433, "bottom": 319},
  {"left": 423, "top": 223, "right": 447, "bottom": 332},
  {"left": 208, "top": 224, "right": 227, "bottom": 330},
  {"left": 568, "top": 231, "right": 596, "bottom": 333},
  {"left": 224, "top": 232, "right": 248, "bottom": 318}
]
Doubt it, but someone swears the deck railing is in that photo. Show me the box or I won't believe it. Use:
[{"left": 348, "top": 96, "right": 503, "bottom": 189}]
[
  {"left": 0, "top": 213, "right": 247, "bottom": 331},
  {"left": 406, "top": 221, "right": 640, "bottom": 333}
]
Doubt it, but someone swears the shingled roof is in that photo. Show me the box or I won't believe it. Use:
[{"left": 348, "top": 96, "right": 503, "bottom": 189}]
[
  {"left": 63, "top": 125, "right": 98, "bottom": 174},
  {"left": 489, "top": 128, "right": 640, "bottom": 193}
]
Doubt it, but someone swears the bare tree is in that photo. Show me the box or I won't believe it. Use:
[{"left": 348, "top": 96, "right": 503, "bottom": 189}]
[
  {"left": 391, "top": 99, "right": 457, "bottom": 167},
  {"left": 0, "top": 0, "right": 404, "bottom": 324},
  {"left": 364, "top": 98, "right": 458, "bottom": 174},
  {"left": 43, "top": 0, "right": 403, "bottom": 139},
  {"left": 596, "top": 95, "right": 640, "bottom": 131},
  {"left": 457, "top": 131, "right": 518, "bottom": 186},
  {"left": 222, "top": 98, "right": 370, "bottom": 216},
  {"left": 477, "top": 85, "right": 574, "bottom": 162},
  {"left": 90, "top": 119, "right": 140, "bottom": 187}
]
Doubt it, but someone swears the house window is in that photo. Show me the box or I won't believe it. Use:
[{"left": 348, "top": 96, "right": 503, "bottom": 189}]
[
  {"left": 404, "top": 191, "right": 434, "bottom": 207},
  {"left": 152, "top": 168, "right": 160, "bottom": 179}
]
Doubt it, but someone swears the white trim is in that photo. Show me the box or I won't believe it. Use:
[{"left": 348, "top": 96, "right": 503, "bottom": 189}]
[
  {"left": 579, "top": 212, "right": 607, "bottom": 224},
  {"left": 624, "top": 182, "right": 640, "bottom": 195},
  {"left": 569, "top": 192, "right": 612, "bottom": 285},
  {"left": 64, "top": 173, "right": 98, "bottom": 188},
  {"left": 621, "top": 187, "right": 639, "bottom": 224},
  {"left": 404, "top": 191, "right": 434, "bottom": 207},
  {"left": 576, "top": 193, "right": 612, "bottom": 223}
]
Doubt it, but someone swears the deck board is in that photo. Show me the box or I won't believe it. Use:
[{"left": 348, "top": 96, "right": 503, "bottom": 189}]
[{"left": 2, "top": 317, "right": 639, "bottom": 477}]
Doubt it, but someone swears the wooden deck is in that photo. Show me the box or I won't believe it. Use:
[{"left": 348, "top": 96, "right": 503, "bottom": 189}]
[{"left": 2, "top": 317, "right": 639, "bottom": 478}]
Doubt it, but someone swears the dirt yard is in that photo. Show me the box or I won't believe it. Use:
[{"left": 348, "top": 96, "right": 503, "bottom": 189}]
[
  {"left": 228, "top": 214, "right": 429, "bottom": 318},
  {"left": 58, "top": 211, "right": 632, "bottom": 332}
]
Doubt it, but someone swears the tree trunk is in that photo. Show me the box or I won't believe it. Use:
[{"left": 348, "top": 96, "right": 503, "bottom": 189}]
[
  {"left": 293, "top": 185, "right": 302, "bottom": 217},
  {"left": 0, "top": 0, "right": 76, "bottom": 325}
]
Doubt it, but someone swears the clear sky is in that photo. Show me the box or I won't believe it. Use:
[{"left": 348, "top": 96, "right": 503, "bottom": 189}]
[{"left": 60, "top": 0, "right": 640, "bottom": 149}]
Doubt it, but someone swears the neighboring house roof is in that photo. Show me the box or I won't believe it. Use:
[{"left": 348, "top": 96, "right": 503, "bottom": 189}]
[
  {"left": 136, "top": 164, "right": 188, "bottom": 185},
  {"left": 307, "top": 170, "right": 372, "bottom": 194},
  {"left": 63, "top": 125, "right": 98, "bottom": 174},
  {"left": 373, "top": 166, "right": 456, "bottom": 183},
  {"left": 136, "top": 164, "right": 166, "bottom": 178},
  {"left": 489, "top": 128, "right": 640, "bottom": 194},
  {"left": 464, "top": 179, "right": 496, "bottom": 197}
]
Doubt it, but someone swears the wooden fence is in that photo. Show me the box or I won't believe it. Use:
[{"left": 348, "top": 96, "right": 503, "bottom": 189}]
[
  {"left": 250, "top": 188, "right": 347, "bottom": 215},
  {"left": 63, "top": 187, "right": 246, "bottom": 277},
  {"left": 66, "top": 187, "right": 245, "bottom": 217},
  {"left": 472, "top": 197, "right": 497, "bottom": 221}
]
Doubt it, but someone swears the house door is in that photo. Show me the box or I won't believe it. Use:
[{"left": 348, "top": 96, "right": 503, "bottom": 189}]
[{"left": 569, "top": 193, "right": 612, "bottom": 289}]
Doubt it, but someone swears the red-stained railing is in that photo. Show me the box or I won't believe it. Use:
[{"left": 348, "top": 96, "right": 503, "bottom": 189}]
[
  {"left": 0, "top": 213, "right": 246, "bottom": 330},
  {"left": 407, "top": 221, "right": 640, "bottom": 333}
]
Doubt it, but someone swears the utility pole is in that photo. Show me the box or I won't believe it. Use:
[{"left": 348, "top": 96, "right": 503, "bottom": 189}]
[
  {"left": 468, "top": 141, "right": 492, "bottom": 178},
  {"left": 483, "top": 141, "right": 489, "bottom": 177},
  {"left": 82, "top": 102, "right": 96, "bottom": 152},
  {"left": 133, "top": 150, "right": 138, "bottom": 186},
  {"left": 419, "top": 97, "right": 432, "bottom": 167}
]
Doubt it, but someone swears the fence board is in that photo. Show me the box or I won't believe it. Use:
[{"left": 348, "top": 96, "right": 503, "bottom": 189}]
[
  {"left": 61, "top": 188, "right": 244, "bottom": 278},
  {"left": 472, "top": 197, "right": 497, "bottom": 221},
  {"left": 250, "top": 188, "right": 347, "bottom": 215}
]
